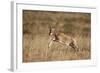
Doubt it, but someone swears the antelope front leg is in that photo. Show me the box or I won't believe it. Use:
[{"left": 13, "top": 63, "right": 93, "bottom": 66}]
[
  {"left": 48, "top": 39, "right": 53, "bottom": 49},
  {"left": 45, "top": 39, "right": 53, "bottom": 57}
]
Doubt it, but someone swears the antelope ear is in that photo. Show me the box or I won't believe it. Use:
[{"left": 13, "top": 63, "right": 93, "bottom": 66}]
[
  {"left": 49, "top": 30, "right": 51, "bottom": 35},
  {"left": 49, "top": 28, "right": 51, "bottom": 35},
  {"left": 48, "top": 24, "right": 52, "bottom": 35}
]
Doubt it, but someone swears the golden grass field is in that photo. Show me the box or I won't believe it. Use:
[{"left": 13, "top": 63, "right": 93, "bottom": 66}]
[{"left": 23, "top": 10, "right": 91, "bottom": 62}]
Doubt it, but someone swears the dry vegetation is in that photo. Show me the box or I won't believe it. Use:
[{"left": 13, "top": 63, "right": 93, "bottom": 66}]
[{"left": 23, "top": 10, "right": 91, "bottom": 62}]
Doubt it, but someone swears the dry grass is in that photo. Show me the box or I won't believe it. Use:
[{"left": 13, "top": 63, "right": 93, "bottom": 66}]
[
  {"left": 23, "top": 34, "right": 90, "bottom": 62},
  {"left": 23, "top": 10, "right": 91, "bottom": 62}
]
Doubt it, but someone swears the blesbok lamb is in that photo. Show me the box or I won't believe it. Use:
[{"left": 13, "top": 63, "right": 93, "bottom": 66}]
[{"left": 48, "top": 24, "right": 79, "bottom": 52}]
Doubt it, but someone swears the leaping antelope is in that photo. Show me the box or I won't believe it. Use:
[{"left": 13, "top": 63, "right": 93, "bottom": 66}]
[{"left": 48, "top": 24, "right": 79, "bottom": 52}]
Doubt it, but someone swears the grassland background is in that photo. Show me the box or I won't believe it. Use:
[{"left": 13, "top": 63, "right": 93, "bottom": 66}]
[{"left": 23, "top": 10, "right": 91, "bottom": 62}]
